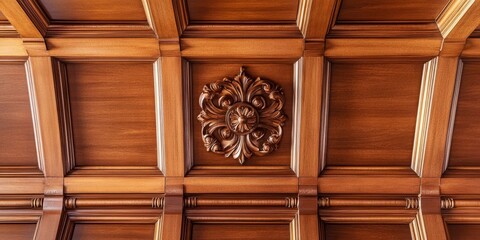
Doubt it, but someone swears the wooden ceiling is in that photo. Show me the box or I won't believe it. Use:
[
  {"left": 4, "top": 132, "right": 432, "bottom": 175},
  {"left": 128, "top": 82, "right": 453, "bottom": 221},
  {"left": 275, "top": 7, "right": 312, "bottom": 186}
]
[{"left": 0, "top": 0, "right": 480, "bottom": 239}]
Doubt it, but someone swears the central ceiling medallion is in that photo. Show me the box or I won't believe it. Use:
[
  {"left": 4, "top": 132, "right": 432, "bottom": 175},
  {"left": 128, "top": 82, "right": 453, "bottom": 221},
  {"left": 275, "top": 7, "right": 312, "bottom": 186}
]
[{"left": 197, "top": 67, "right": 287, "bottom": 164}]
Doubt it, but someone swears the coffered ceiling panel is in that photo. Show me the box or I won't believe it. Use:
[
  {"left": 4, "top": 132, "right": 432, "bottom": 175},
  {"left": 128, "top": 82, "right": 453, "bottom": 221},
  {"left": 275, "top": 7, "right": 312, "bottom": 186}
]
[
  {"left": 324, "top": 224, "right": 412, "bottom": 240},
  {"left": 336, "top": 0, "right": 450, "bottom": 22},
  {"left": 70, "top": 223, "right": 155, "bottom": 240},
  {"left": 36, "top": 0, "right": 147, "bottom": 21},
  {"left": 447, "top": 224, "right": 480, "bottom": 240},
  {"left": 0, "top": 223, "right": 38, "bottom": 240},
  {"left": 448, "top": 60, "right": 480, "bottom": 169},
  {"left": 186, "top": 0, "right": 299, "bottom": 22},
  {"left": 0, "top": 62, "right": 38, "bottom": 168},
  {"left": 191, "top": 223, "right": 290, "bottom": 240},
  {"left": 187, "top": 63, "right": 294, "bottom": 175},
  {"left": 326, "top": 61, "right": 423, "bottom": 168},
  {"left": 57, "top": 61, "right": 159, "bottom": 175}
]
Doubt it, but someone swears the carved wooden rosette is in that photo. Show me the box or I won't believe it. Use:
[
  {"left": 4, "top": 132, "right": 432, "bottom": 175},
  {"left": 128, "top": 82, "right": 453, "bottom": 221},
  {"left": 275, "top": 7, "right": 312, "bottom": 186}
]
[{"left": 197, "top": 67, "right": 287, "bottom": 164}]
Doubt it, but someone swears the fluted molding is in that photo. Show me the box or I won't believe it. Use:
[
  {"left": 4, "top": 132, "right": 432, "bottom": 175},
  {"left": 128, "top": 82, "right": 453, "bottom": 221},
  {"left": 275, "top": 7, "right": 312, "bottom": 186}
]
[
  {"left": 319, "top": 197, "right": 419, "bottom": 209},
  {"left": 64, "top": 197, "right": 164, "bottom": 209},
  {"left": 184, "top": 197, "right": 297, "bottom": 208},
  {"left": 0, "top": 198, "right": 43, "bottom": 209}
]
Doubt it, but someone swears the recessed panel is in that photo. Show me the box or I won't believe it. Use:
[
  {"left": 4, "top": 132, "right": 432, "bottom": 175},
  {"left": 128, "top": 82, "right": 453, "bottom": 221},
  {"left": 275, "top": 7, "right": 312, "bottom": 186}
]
[
  {"left": 37, "top": 0, "right": 147, "bottom": 21},
  {"left": 191, "top": 63, "right": 293, "bottom": 168},
  {"left": 447, "top": 224, "right": 480, "bottom": 240},
  {"left": 449, "top": 61, "right": 480, "bottom": 167},
  {"left": 71, "top": 223, "right": 155, "bottom": 240},
  {"left": 324, "top": 224, "right": 411, "bottom": 240},
  {"left": 327, "top": 62, "right": 423, "bottom": 166},
  {"left": 337, "top": 0, "right": 449, "bottom": 22},
  {"left": 187, "top": 0, "right": 299, "bottom": 22},
  {"left": 0, "top": 223, "right": 37, "bottom": 240},
  {"left": 66, "top": 62, "right": 157, "bottom": 167},
  {"left": 0, "top": 63, "right": 38, "bottom": 166},
  {"left": 191, "top": 223, "right": 290, "bottom": 240}
]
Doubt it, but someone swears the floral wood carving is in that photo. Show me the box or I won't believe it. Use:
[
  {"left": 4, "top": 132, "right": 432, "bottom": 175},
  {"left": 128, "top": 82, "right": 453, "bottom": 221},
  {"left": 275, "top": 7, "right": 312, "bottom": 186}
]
[{"left": 197, "top": 67, "right": 287, "bottom": 164}]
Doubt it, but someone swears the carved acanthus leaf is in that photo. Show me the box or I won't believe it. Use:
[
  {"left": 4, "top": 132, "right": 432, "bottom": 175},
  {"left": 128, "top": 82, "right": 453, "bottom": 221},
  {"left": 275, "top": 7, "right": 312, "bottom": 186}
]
[{"left": 197, "top": 67, "right": 287, "bottom": 164}]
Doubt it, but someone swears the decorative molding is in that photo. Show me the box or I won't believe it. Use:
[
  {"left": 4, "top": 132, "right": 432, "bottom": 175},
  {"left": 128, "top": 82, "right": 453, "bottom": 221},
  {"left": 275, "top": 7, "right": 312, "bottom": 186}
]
[
  {"left": 0, "top": 198, "right": 43, "bottom": 208},
  {"left": 437, "top": 0, "right": 475, "bottom": 38},
  {"left": 411, "top": 58, "right": 438, "bottom": 176},
  {"left": 443, "top": 60, "right": 464, "bottom": 173},
  {"left": 441, "top": 198, "right": 480, "bottom": 209},
  {"left": 441, "top": 198, "right": 455, "bottom": 209},
  {"left": 410, "top": 213, "right": 427, "bottom": 240},
  {"left": 184, "top": 197, "right": 298, "bottom": 208},
  {"left": 64, "top": 197, "right": 164, "bottom": 209},
  {"left": 197, "top": 67, "right": 287, "bottom": 164},
  {"left": 318, "top": 197, "right": 419, "bottom": 209}
]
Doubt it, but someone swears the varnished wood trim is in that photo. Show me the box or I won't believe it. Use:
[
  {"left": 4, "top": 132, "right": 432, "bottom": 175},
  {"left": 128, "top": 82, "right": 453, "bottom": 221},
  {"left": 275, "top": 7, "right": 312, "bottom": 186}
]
[
  {"left": 46, "top": 23, "right": 156, "bottom": 38},
  {"left": 64, "top": 197, "right": 164, "bottom": 209},
  {"left": 410, "top": 213, "right": 427, "bottom": 240},
  {"left": 291, "top": 59, "right": 302, "bottom": 175},
  {"left": 437, "top": 0, "right": 480, "bottom": 40},
  {"left": 318, "top": 197, "right": 419, "bottom": 209},
  {"left": 24, "top": 59, "right": 44, "bottom": 173},
  {"left": 184, "top": 177, "right": 298, "bottom": 193},
  {"left": 142, "top": 0, "right": 181, "bottom": 39},
  {"left": 181, "top": 38, "right": 304, "bottom": 59},
  {"left": 319, "top": 176, "right": 420, "bottom": 194},
  {"left": 0, "top": 178, "right": 44, "bottom": 194},
  {"left": 64, "top": 177, "right": 165, "bottom": 194},
  {"left": 153, "top": 60, "right": 166, "bottom": 173},
  {"left": 160, "top": 56, "right": 185, "bottom": 176},
  {"left": 182, "top": 24, "right": 302, "bottom": 38},
  {"left": 297, "top": 0, "right": 338, "bottom": 40},
  {"left": 184, "top": 197, "right": 297, "bottom": 208},
  {"left": 329, "top": 23, "right": 443, "bottom": 38},
  {"left": 443, "top": 60, "right": 463, "bottom": 173},
  {"left": 462, "top": 38, "right": 480, "bottom": 57},
  {"left": 0, "top": 0, "right": 43, "bottom": 38},
  {"left": 319, "top": 61, "right": 330, "bottom": 172},
  {"left": 441, "top": 198, "right": 480, "bottom": 209},
  {"left": 27, "top": 56, "right": 64, "bottom": 177},
  {"left": 0, "top": 38, "right": 27, "bottom": 57},
  {"left": 183, "top": 60, "right": 194, "bottom": 173},
  {"left": 46, "top": 38, "right": 160, "bottom": 58},
  {"left": 411, "top": 58, "right": 438, "bottom": 176},
  {"left": 0, "top": 198, "right": 43, "bottom": 208},
  {"left": 325, "top": 38, "right": 442, "bottom": 58}
]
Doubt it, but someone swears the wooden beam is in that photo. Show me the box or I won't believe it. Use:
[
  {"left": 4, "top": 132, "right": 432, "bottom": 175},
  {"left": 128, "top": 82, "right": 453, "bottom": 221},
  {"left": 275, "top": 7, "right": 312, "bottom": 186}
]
[
  {"left": 325, "top": 38, "right": 442, "bottom": 58},
  {"left": 421, "top": 57, "right": 460, "bottom": 177},
  {"left": 34, "top": 197, "right": 63, "bottom": 240},
  {"left": 142, "top": 0, "right": 183, "bottom": 39},
  {"left": 181, "top": 38, "right": 304, "bottom": 59},
  {"left": 298, "top": 57, "right": 323, "bottom": 177},
  {"left": 64, "top": 176, "right": 165, "bottom": 194},
  {"left": 0, "top": 38, "right": 27, "bottom": 56},
  {"left": 184, "top": 177, "right": 298, "bottom": 193},
  {"left": 0, "top": 0, "right": 43, "bottom": 38},
  {"left": 46, "top": 38, "right": 160, "bottom": 59},
  {"left": 297, "top": 0, "right": 338, "bottom": 40},
  {"left": 0, "top": 178, "right": 44, "bottom": 194},
  {"left": 159, "top": 56, "right": 185, "bottom": 176},
  {"left": 318, "top": 176, "right": 420, "bottom": 194},
  {"left": 437, "top": 0, "right": 480, "bottom": 40}
]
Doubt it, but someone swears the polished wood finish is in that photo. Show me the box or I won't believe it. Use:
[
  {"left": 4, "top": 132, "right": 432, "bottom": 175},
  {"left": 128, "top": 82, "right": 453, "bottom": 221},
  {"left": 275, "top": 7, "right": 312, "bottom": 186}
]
[
  {"left": 0, "top": 0, "right": 480, "bottom": 239},
  {"left": 324, "top": 224, "right": 412, "bottom": 240},
  {"left": 191, "top": 224, "right": 290, "bottom": 240},
  {"left": 64, "top": 62, "right": 157, "bottom": 171},
  {"left": 326, "top": 62, "right": 423, "bottom": 167},
  {"left": 0, "top": 223, "right": 37, "bottom": 240},
  {"left": 37, "top": 0, "right": 147, "bottom": 21},
  {"left": 337, "top": 0, "right": 449, "bottom": 22},
  {"left": 186, "top": 0, "right": 298, "bottom": 22},
  {"left": 448, "top": 61, "right": 480, "bottom": 167},
  {"left": 0, "top": 62, "right": 38, "bottom": 168}
]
